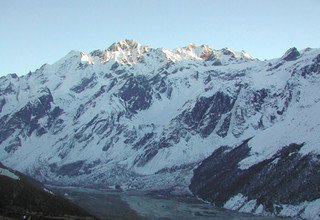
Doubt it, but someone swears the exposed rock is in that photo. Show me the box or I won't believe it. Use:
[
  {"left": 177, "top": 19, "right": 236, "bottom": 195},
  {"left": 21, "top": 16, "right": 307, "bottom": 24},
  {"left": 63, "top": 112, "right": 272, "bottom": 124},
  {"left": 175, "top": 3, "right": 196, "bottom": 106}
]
[
  {"left": 0, "top": 91, "right": 55, "bottom": 145},
  {"left": 0, "top": 163, "right": 95, "bottom": 219},
  {"left": 216, "top": 113, "right": 232, "bottom": 137},
  {"left": 298, "top": 54, "right": 320, "bottom": 77},
  {"left": 190, "top": 141, "right": 320, "bottom": 215},
  {"left": 282, "top": 47, "right": 300, "bottom": 61},
  {"left": 55, "top": 161, "right": 86, "bottom": 177},
  {"left": 70, "top": 74, "right": 97, "bottom": 93},
  {"left": 119, "top": 75, "right": 153, "bottom": 113},
  {"left": 0, "top": 98, "right": 5, "bottom": 113},
  {"left": 181, "top": 91, "right": 236, "bottom": 137},
  {"left": 1, "top": 43, "right": 320, "bottom": 218}
]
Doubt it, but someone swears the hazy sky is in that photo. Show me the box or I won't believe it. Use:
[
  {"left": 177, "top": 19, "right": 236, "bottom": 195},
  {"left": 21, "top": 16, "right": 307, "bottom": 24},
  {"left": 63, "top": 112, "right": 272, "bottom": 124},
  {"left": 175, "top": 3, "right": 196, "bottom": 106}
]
[{"left": 1, "top": 0, "right": 319, "bottom": 76}]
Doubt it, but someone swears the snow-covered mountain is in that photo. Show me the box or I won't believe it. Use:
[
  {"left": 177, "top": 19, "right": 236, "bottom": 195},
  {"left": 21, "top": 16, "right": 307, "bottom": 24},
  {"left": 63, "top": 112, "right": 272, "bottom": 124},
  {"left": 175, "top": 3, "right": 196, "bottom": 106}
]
[{"left": 1, "top": 39, "right": 320, "bottom": 219}]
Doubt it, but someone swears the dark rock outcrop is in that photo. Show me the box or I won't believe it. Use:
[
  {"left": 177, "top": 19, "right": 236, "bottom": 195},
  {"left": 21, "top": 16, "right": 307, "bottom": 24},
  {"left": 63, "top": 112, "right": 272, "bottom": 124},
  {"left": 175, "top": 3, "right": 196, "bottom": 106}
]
[
  {"left": 119, "top": 75, "right": 153, "bottom": 113},
  {"left": 298, "top": 54, "right": 320, "bottom": 78},
  {"left": 0, "top": 89, "right": 64, "bottom": 154},
  {"left": 282, "top": 47, "right": 300, "bottom": 61},
  {"left": 216, "top": 113, "right": 232, "bottom": 137},
  {"left": 0, "top": 98, "right": 5, "bottom": 113},
  {"left": 181, "top": 91, "right": 236, "bottom": 137},
  {"left": 0, "top": 163, "right": 96, "bottom": 219},
  {"left": 0, "top": 92, "right": 54, "bottom": 145},
  {"left": 190, "top": 140, "right": 320, "bottom": 214},
  {"left": 70, "top": 74, "right": 97, "bottom": 93}
]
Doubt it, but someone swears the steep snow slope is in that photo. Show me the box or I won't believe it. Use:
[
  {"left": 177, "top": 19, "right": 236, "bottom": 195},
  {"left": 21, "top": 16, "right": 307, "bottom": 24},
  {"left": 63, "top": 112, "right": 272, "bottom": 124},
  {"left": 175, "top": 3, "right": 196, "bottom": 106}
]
[{"left": 0, "top": 40, "right": 319, "bottom": 218}]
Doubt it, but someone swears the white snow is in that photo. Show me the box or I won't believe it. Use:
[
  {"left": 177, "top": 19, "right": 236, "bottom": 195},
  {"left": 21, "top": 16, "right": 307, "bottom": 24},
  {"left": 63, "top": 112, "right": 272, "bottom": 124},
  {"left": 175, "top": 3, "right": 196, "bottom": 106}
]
[
  {"left": 0, "top": 41, "right": 319, "bottom": 218},
  {"left": 225, "top": 194, "right": 320, "bottom": 219},
  {"left": 280, "top": 199, "right": 320, "bottom": 220},
  {"left": 0, "top": 167, "right": 20, "bottom": 180},
  {"left": 239, "top": 89, "right": 320, "bottom": 170},
  {"left": 224, "top": 193, "right": 248, "bottom": 210},
  {"left": 43, "top": 187, "right": 54, "bottom": 195},
  {"left": 80, "top": 52, "right": 94, "bottom": 64},
  {"left": 239, "top": 199, "right": 257, "bottom": 213}
]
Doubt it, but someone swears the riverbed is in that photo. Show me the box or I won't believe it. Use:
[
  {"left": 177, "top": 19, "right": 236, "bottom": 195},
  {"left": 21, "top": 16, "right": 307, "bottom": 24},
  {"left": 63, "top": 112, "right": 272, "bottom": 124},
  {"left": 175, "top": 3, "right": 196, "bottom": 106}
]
[{"left": 49, "top": 186, "right": 288, "bottom": 220}]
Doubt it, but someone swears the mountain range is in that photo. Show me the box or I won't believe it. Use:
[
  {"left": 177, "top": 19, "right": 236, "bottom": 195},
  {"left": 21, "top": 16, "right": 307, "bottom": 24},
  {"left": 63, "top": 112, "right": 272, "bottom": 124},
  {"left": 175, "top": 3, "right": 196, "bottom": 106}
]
[{"left": 1, "top": 39, "right": 320, "bottom": 219}]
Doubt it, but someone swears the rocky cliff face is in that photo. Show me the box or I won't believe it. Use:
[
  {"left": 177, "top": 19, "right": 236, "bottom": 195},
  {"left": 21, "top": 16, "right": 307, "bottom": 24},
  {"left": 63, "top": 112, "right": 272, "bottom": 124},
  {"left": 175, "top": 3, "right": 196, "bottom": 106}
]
[
  {"left": 190, "top": 140, "right": 320, "bottom": 218},
  {"left": 0, "top": 40, "right": 320, "bottom": 218}
]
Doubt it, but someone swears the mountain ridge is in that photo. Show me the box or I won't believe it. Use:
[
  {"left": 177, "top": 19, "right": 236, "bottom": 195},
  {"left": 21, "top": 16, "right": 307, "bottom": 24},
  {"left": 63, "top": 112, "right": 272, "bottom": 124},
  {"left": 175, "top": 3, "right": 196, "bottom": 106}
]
[
  {"left": 0, "top": 41, "right": 320, "bottom": 219},
  {"left": 0, "top": 162, "right": 96, "bottom": 219},
  {"left": 58, "top": 39, "right": 256, "bottom": 67}
]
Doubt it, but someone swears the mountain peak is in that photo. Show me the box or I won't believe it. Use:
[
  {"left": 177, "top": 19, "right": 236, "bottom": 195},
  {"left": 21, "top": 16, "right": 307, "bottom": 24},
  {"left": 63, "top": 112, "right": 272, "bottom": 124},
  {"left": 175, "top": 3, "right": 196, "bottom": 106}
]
[
  {"left": 76, "top": 40, "right": 256, "bottom": 66},
  {"left": 89, "top": 39, "right": 149, "bottom": 65},
  {"left": 109, "top": 39, "right": 138, "bottom": 50},
  {"left": 281, "top": 47, "right": 300, "bottom": 61}
]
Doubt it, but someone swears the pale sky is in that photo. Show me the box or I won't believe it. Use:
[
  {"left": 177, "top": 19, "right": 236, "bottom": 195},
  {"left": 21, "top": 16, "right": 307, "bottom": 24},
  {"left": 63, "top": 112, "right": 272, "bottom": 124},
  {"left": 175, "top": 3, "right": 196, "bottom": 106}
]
[{"left": 1, "top": 0, "right": 319, "bottom": 76}]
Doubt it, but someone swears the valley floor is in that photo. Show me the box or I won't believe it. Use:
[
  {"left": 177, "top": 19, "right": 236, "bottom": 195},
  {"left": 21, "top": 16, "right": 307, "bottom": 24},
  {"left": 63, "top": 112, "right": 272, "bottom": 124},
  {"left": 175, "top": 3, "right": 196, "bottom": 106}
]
[{"left": 49, "top": 186, "right": 288, "bottom": 220}]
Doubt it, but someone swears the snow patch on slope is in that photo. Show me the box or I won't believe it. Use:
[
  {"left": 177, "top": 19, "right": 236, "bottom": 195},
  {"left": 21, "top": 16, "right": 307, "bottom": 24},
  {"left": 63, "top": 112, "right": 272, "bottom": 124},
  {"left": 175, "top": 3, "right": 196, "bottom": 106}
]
[{"left": 0, "top": 167, "right": 20, "bottom": 180}]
